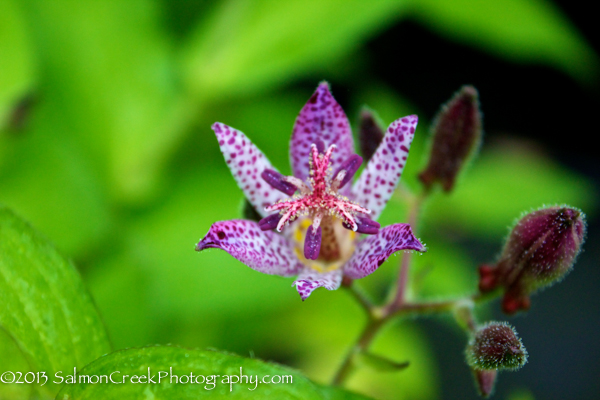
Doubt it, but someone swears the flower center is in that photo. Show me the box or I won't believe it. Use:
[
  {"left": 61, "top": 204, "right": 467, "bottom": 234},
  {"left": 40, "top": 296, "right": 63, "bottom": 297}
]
[{"left": 258, "top": 142, "right": 380, "bottom": 260}]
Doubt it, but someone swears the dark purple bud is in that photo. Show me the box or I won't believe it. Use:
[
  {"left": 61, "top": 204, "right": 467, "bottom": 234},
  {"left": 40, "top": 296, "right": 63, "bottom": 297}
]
[
  {"left": 304, "top": 225, "right": 322, "bottom": 260},
  {"left": 258, "top": 213, "right": 282, "bottom": 231},
  {"left": 261, "top": 169, "right": 297, "bottom": 196},
  {"left": 419, "top": 85, "right": 482, "bottom": 192},
  {"left": 343, "top": 216, "right": 380, "bottom": 234},
  {"left": 471, "top": 369, "right": 497, "bottom": 398},
  {"left": 358, "top": 108, "right": 384, "bottom": 162},
  {"left": 333, "top": 155, "right": 363, "bottom": 189},
  {"left": 315, "top": 139, "right": 326, "bottom": 154},
  {"left": 466, "top": 322, "right": 528, "bottom": 371},
  {"left": 478, "top": 206, "right": 586, "bottom": 314}
]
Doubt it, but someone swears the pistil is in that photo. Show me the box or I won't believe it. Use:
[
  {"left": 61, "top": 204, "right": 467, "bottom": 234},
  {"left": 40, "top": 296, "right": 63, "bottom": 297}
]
[{"left": 259, "top": 143, "right": 379, "bottom": 260}]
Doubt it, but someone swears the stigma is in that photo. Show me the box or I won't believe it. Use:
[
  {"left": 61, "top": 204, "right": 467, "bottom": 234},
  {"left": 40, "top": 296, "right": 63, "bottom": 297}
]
[{"left": 258, "top": 143, "right": 380, "bottom": 260}]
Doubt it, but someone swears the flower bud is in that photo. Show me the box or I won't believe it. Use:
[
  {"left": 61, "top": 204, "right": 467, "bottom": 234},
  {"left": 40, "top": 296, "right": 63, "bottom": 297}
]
[
  {"left": 466, "top": 322, "right": 528, "bottom": 371},
  {"left": 479, "top": 206, "right": 586, "bottom": 314},
  {"left": 357, "top": 108, "right": 384, "bottom": 162},
  {"left": 419, "top": 85, "right": 482, "bottom": 192},
  {"left": 471, "top": 369, "right": 497, "bottom": 398}
]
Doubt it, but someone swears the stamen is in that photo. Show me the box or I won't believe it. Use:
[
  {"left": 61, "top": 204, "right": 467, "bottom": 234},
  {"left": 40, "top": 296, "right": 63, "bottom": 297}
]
[
  {"left": 315, "top": 139, "right": 325, "bottom": 154},
  {"left": 284, "top": 176, "right": 310, "bottom": 194},
  {"left": 342, "top": 216, "right": 380, "bottom": 234},
  {"left": 261, "top": 169, "right": 297, "bottom": 195},
  {"left": 304, "top": 224, "right": 322, "bottom": 260},
  {"left": 333, "top": 155, "right": 363, "bottom": 189},
  {"left": 261, "top": 142, "right": 375, "bottom": 258},
  {"left": 258, "top": 213, "right": 283, "bottom": 231}
]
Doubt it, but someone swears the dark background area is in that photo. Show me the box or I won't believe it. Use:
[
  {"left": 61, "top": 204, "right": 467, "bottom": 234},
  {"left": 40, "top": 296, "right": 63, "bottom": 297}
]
[{"left": 356, "top": 3, "right": 600, "bottom": 399}]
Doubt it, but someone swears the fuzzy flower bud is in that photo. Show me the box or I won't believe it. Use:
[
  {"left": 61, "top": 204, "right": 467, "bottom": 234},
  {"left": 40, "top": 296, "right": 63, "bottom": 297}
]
[
  {"left": 479, "top": 206, "right": 586, "bottom": 314},
  {"left": 466, "top": 322, "right": 528, "bottom": 371},
  {"left": 419, "top": 85, "right": 482, "bottom": 192}
]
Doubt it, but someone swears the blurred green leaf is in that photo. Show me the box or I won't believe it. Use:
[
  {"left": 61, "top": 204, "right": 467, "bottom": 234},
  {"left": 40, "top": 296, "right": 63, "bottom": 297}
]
[
  {"left": 422, "top": 141, "right": 598, "bottom": 239},
  {"left": 0, "top": 206, "right": 111, "bottom": 398},
  {"left": 57, "top": 346, "right": 370, "bottom": 399},
  {"left": 345, "top": 322, "right": 440, "bottom": 400},
  {"left": 86, "top": 165, "right": 297, "bottom": 350},
  {"left": 410, "top": 237, "right": 477, "bottom": 299},
  {"left": 0, "top": 104, "right": 112, "bottom": 257},
  {"left": 408, "top": 0, "right": 599, "bottom": 83},
  {"left": 0, "top": 0, "right": 35, "bottom": 131},
  {"left": 18, "top": 0, "right": 185, "bottom": 203},
  {"left": 183, "top": 0, "right": 409, "bottom": 99}
]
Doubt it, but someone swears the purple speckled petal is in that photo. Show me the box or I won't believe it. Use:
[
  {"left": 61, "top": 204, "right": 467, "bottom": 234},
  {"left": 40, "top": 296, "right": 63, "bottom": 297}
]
[
  {"left": 212, "top": 122, "right": 287, "bottom": 217},
  {"left": 293, "top": 267, "right": 343, "bottom": 301},
  {"left": 196, "top": 220, "right": 303, "bottom": 277},
  {"left": 343, "top": 223, "right": 425, "bottom": 279},
  {"left": 351, "top": 115, "right": 418, "bottom": 219},
  {"left": 290, "top": 82, "right": 355, "bottom": 183}
]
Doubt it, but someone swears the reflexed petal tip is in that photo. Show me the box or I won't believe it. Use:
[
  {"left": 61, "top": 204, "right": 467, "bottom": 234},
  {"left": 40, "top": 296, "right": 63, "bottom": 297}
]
[
  {"left": 196, "top": 220, "right": 302, "bottom": 277},
  {"left": 343, "top": 223, "right": 425, "bottom": 280}
]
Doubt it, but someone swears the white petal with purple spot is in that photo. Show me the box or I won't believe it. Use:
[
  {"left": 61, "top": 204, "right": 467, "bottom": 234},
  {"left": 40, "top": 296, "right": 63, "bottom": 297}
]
[
  {"left": 196, "top": 220, "right": 303, "bottom": 277},
  {"left": 212, "top": 122, "right": 287, "bottom": 217},
  {"left": 351, "top": 115, "right": 418, "bottom": 219},
  {"left": 343, "top": 223, "right": 425, "bottom": 279},
  {"left": 293, "top": 267, "right": 343, "bottom": 301}
]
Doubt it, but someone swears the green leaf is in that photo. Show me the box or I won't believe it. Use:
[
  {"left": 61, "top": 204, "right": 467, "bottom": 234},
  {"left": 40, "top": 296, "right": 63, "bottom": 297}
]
[
  {"left": 421, "top": 142, "right": 598, "bottom": 239},
  {"left": 57, "top": 346, "right": 370, "bottom": 399},
  {"left": 0, "top": 206, "right": 111, "bottom": 398},
  {"left": 408, "top": 0, "right": 599, "bottom": 83},
  {"left": 0, "top": 0, "right": 35, "bottom": 130},
  {"left": 183, "top": 0, "right": 409, "bottom": 99}
]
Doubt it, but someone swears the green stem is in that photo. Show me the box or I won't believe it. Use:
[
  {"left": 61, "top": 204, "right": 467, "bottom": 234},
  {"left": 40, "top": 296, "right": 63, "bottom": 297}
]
[
  {"left": 331, "top": 290, "right": 499, "bottom": 386},
  {"left": 331, "top": 316, "right": 385, "bottom": 386}
]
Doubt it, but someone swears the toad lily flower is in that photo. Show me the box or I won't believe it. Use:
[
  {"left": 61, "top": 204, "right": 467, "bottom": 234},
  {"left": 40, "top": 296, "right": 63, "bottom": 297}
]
[{"left": 196, "top": 82, "right": 425, "bottom": 300}]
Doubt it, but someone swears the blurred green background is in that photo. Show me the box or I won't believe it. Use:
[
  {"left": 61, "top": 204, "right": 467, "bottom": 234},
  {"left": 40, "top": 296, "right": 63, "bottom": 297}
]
[{"left": 1, "top": 0, "right": 599, "bottom": 399}]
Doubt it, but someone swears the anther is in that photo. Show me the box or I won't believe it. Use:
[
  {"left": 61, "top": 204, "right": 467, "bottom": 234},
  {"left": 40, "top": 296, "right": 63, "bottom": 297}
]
[
  {"left": 304, "top": 224, "right": 322, "bottom": 260},
  {"left": 258, "top": 213, "right": 283, "bottom": 231},
  {"left": 261, "top": 169, "right": 297, "bottom": 195},
  {"left": 342, "top": 216, "right": 380, "bottom": 234},
  {"left": 333, "top": 155, "right": 363, "bottom": 189}
]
